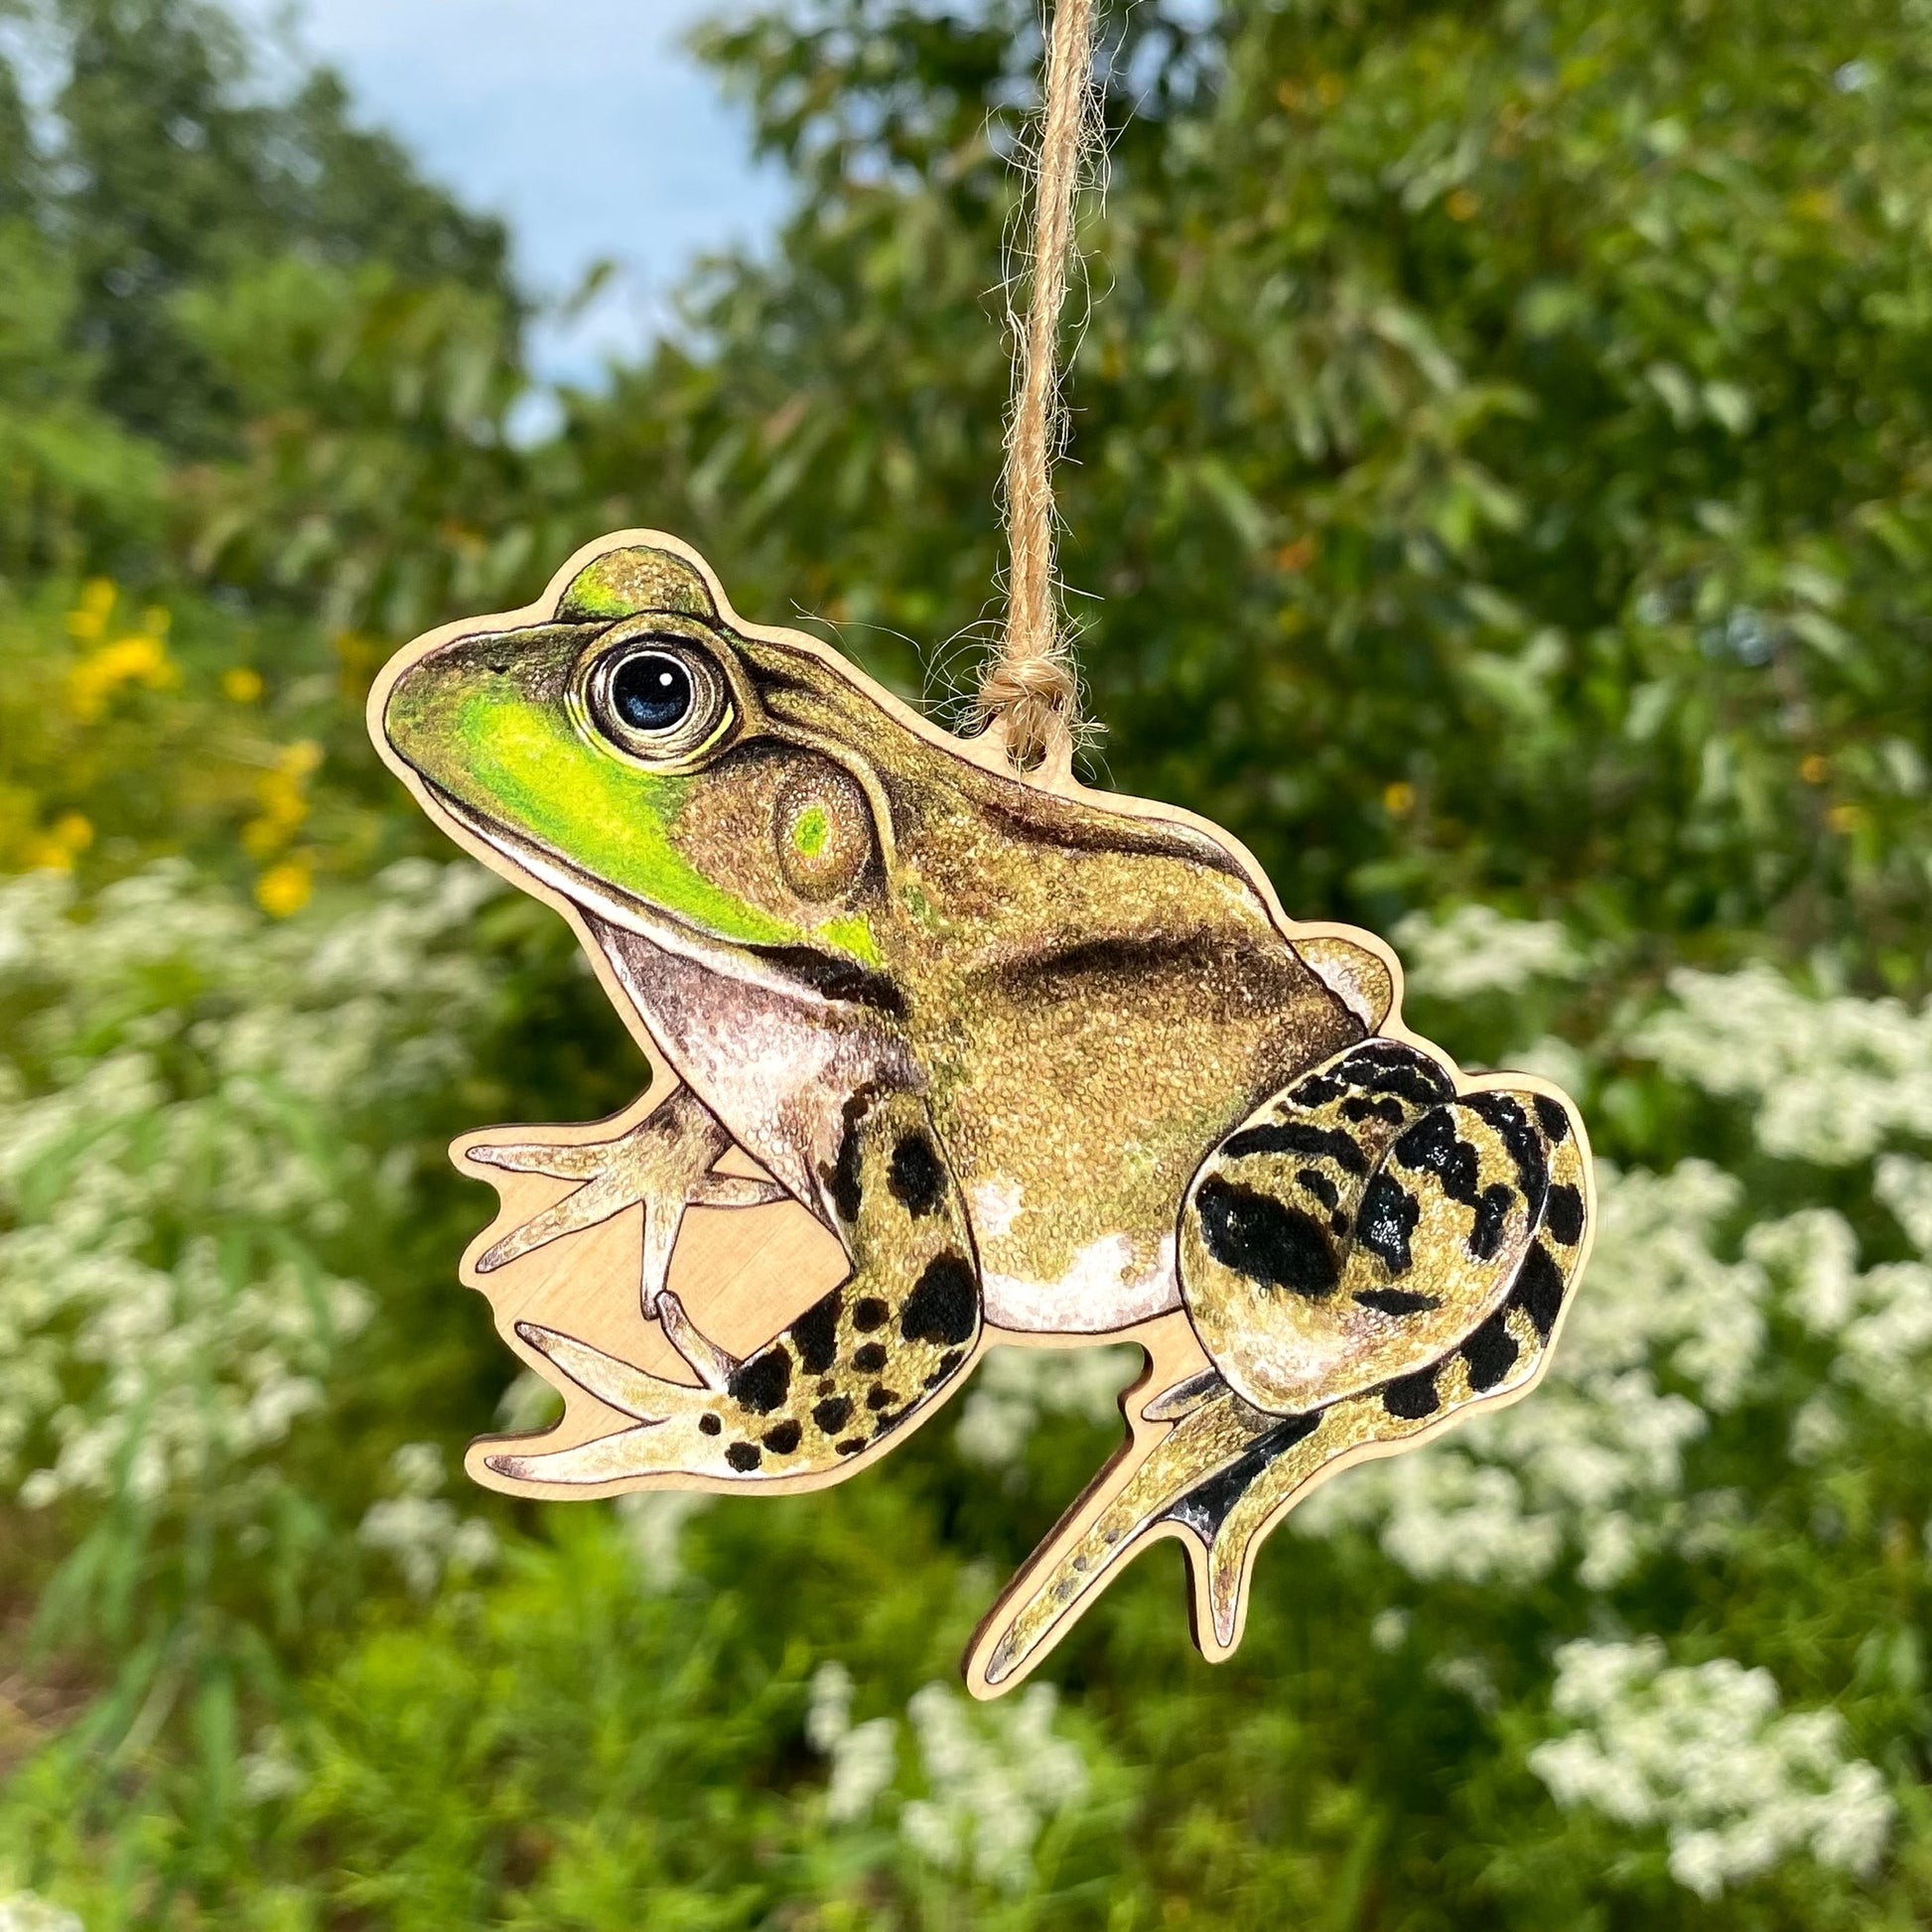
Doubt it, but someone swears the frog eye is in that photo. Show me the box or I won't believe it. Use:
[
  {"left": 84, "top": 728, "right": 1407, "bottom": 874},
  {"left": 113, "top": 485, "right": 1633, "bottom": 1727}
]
[{"left": 583, "top": 637, "right": 733, "bottom": 763}]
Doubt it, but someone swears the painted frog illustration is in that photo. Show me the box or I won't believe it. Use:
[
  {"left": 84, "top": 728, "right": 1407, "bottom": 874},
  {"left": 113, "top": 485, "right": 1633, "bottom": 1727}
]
[{"left": 370, "top": 534, "right": 1592, "bottom": 1692}]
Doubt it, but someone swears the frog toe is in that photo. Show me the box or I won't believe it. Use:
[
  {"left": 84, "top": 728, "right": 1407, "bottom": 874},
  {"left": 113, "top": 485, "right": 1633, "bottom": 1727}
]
[
  {"left": 483, "top": 1425, "right": 665, "bottom": 1485},
  {"left": 514, "top": 1319, "right": 687, "bottom": 1423}
]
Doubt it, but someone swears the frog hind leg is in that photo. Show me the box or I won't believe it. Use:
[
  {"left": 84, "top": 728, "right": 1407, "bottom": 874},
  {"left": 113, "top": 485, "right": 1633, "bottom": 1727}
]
[
  {"left": 1179, "top": 1110, "right": 1588, "bottom": 1651},
  {"left": 970, "top": 1374, "right": 1282, "bottom": 1691},
  {"left": 483, "top": 1087, "right": 983, "bottom": 1487},
  {"left": 970, "top": 1043, "right": 1588, "bottom": 1688}
]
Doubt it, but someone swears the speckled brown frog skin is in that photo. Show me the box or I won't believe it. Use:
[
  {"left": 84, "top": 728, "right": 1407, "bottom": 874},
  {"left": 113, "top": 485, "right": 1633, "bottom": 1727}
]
[{"left": 370, "top": 533, "right": 1592, "bottom": 1687}]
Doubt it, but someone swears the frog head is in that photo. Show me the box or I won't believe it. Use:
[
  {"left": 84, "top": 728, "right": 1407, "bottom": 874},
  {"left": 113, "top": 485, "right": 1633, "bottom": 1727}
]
[{"left": 377, "top": 543, "right": 903, "bottom": 1000}]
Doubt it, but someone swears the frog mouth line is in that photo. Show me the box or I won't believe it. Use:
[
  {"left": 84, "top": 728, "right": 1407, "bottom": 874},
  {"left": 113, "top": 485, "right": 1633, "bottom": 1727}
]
[{"left": 418, "top": 779, "right": 904, "bottom": 1017}]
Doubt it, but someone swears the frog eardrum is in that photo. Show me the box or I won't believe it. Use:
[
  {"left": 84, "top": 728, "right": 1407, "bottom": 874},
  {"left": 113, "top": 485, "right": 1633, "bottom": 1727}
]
[{"left": 368, "top": 533, "right": 1594, "bottom": 1695}]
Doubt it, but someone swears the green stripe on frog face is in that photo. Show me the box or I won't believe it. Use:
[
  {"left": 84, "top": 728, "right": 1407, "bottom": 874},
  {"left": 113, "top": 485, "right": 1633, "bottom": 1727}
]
[
  {"left": 445, "top": 692, "right": 802, "bottom": 948},
  {"left": 815, "top": 911, "right": 881, "bottom": 964}
]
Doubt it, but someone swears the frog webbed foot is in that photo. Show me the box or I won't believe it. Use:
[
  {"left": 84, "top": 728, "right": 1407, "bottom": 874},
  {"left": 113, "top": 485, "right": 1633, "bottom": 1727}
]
[
  {"left": 482, "top": 1087, "right": 986, "bottom": 1490},
  {"left": 481, "top": 1312, "right": 749, "bottom": 1486},
  {"left": 467, "top": 1085, "right": 785, "bottom": 1315}
]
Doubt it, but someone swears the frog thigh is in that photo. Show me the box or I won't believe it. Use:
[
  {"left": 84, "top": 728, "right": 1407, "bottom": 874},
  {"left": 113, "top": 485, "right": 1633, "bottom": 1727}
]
[
  {"left": 1179, "top": 1042, "right": 1565, "bottom": 1415},
  {"left": 485, "top": 1088, "right": 983, "bottom": 1485}
]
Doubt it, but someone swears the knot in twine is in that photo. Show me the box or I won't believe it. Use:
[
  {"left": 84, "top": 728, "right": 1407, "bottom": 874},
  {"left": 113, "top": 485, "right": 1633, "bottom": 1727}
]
[
  {"left": 978, "top": 648, "right": 1080, "bottom": 771},
  {"left": 976, "top": 0, "right": 1101, "bottom": 772}
]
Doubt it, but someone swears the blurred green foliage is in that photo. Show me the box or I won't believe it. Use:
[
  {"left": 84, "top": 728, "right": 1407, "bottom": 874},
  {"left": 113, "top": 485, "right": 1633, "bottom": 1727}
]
[{"left": 8, "top": 0, "right": 1932, "bottom": 1924}]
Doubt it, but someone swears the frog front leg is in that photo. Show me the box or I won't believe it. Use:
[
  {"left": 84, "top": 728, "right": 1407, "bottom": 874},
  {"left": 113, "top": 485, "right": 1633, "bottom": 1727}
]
[
  {"left": 467, "top": 1085, "right": 785, "bottom": 1316},
  {"left": 484, "top": 1087, "right": 982, "bottom": 1485}
]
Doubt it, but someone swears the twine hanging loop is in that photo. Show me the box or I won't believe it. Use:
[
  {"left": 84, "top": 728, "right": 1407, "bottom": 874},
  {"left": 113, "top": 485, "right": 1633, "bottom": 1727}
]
[{"left": 979, "top": 0, "right": 1101, "bottom": 770}]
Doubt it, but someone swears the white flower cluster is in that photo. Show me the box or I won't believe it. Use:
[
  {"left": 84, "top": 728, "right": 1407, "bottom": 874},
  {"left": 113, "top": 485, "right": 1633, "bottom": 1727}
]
[
  {"left": 238, "top": 1724, "right": 307, "bottom": 1806},
  {"left": 1630, "top": 964, "right": 1932, "bottom": 1165},
  {"left": 0, "top": 1891, "right": 82, "bottom": 1932},
  {"left": 356, "top": 1443, "right": 498, "bottom": 1598},
  {"left": 1530, "top": 1639, "right": 1894, "bottom": 1898},
  {"left": 615, "top": 1488, "right": 712, "bottom": 1589},
  {"left": 804, "top": 1662, "right": 1090, "bottom": 1889},
  {"left": 0, "top": 860, "right": 497, "bottom": 1515},
  {"left": 952, "top": 1343, "right": 1139, "bottom": 1469},
  {"left": 1748, "top": 1180, "right": 1932, "bottom": 1441},
  {"left": 1392, "top": 903, "right": 1584, "bottom": 1001},
  {"left": 1297, "top": 1160, "right": 1746, "bottom": 1588},
  {"left": 807, "top": 1662, "right": 899, "bottom": 1826},
  {"left": 900, "top": 1681, "right": 1089, "bottom": 1889}
]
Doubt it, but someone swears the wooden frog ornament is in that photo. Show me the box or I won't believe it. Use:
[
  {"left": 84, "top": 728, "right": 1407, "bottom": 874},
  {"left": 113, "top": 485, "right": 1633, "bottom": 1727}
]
[{"left": 368, "top": 532, "right": 1593, "bottom": 1694}]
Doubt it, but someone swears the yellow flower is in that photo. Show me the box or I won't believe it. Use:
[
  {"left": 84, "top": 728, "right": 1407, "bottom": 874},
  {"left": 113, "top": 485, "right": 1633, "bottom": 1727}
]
[
  {"left": 66, "top": 578, "right": 116, "bottom": 639},
  {"left": 256, "top": 858, "right": 314, "bottom": 918},
  {"left": 20, "top": 811, "right": 94, "bottom": 872},
  {"left": 67, "top": 633, "right": 181, "bottom": 722},
  {"left": 1384, "top": 780, "right": 1418, "bottom": 818},
  {"left": 1447, "top": 188, "right": 1480, "bottom": 221},
  {"left": 1800, "top": 754, "right": 1830, "bottom": 785},
  {"left": 222, "top": 666, "right": 265, "bottom": 703},
  {"left": 243, "top": 741, "right": 324, "bottom": 856},
  {"left": 1827, "top": 802, "right": 1864, "bottom": 834}
]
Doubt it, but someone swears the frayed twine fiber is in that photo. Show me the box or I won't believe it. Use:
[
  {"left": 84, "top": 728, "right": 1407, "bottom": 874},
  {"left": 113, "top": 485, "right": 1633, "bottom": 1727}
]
[{"left": 980, "top": 0, "right": 1101, "bottom": 770}]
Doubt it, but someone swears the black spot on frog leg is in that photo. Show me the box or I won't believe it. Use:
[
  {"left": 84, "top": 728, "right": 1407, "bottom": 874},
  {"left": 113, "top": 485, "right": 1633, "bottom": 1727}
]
[
  {"left": 1342, "top": 1095, "right": 1406, "bottom": 1127},
  {"left": 1532, "top": 1094, "right": 1572, "bottom": 1142},
  {"left": 1392, "top": 1108, "right": 1482, "bottom": 1208},
  {"left": 1382, "top": 1367, "right": 1442, "bottom": 1420},
  {"left": 888, "top": 1132, "right": 946, "bottom": 1214},
  {"left": 1467, "top": 1182, "right": 1517, "bottom": 1261},
  {"left": 820, "top": 1087, "right": 879, "bottom": 1226},
  {"left": 1509, "top": 1241, "right": 1568, "bottom": 1339},
  {"left": 1462, "top": 1310, "right": 1519, "bottom": 1390},
  {"left": 1297, "top": 1169, "right": 1340, "bottom": 1214},
  {"left": 900, "top": 1254, "right": 978, "bottom": 1345},
  {"left": 1353, "top": 1286, "right": 1439, "bottom": 1316},
  {"left": 1545, "top": 1182, "right": 1586, "bottom": 1247},
  {"left": 1197, "top": 1178, "right": 1339, "bottom": 1297},
  {"left": 1222, "top": 1122, "right": 1368, "bottom": 1172},
  {"left": 1466, "top": 1091, "right": 1549, "bottom": 1216},
  {"left": 728, "top": 1345, "right": 791, "bottom": 1415},
  {"left": 788, "top": 1292, "right": 842, "bottom": 1374},
  {"left": 1332, "top": 1041, "right": 1456, "bottom": 1106},
  {"left": 1357, "top": 1173, "right": 1421, "bottom": 1275}
]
